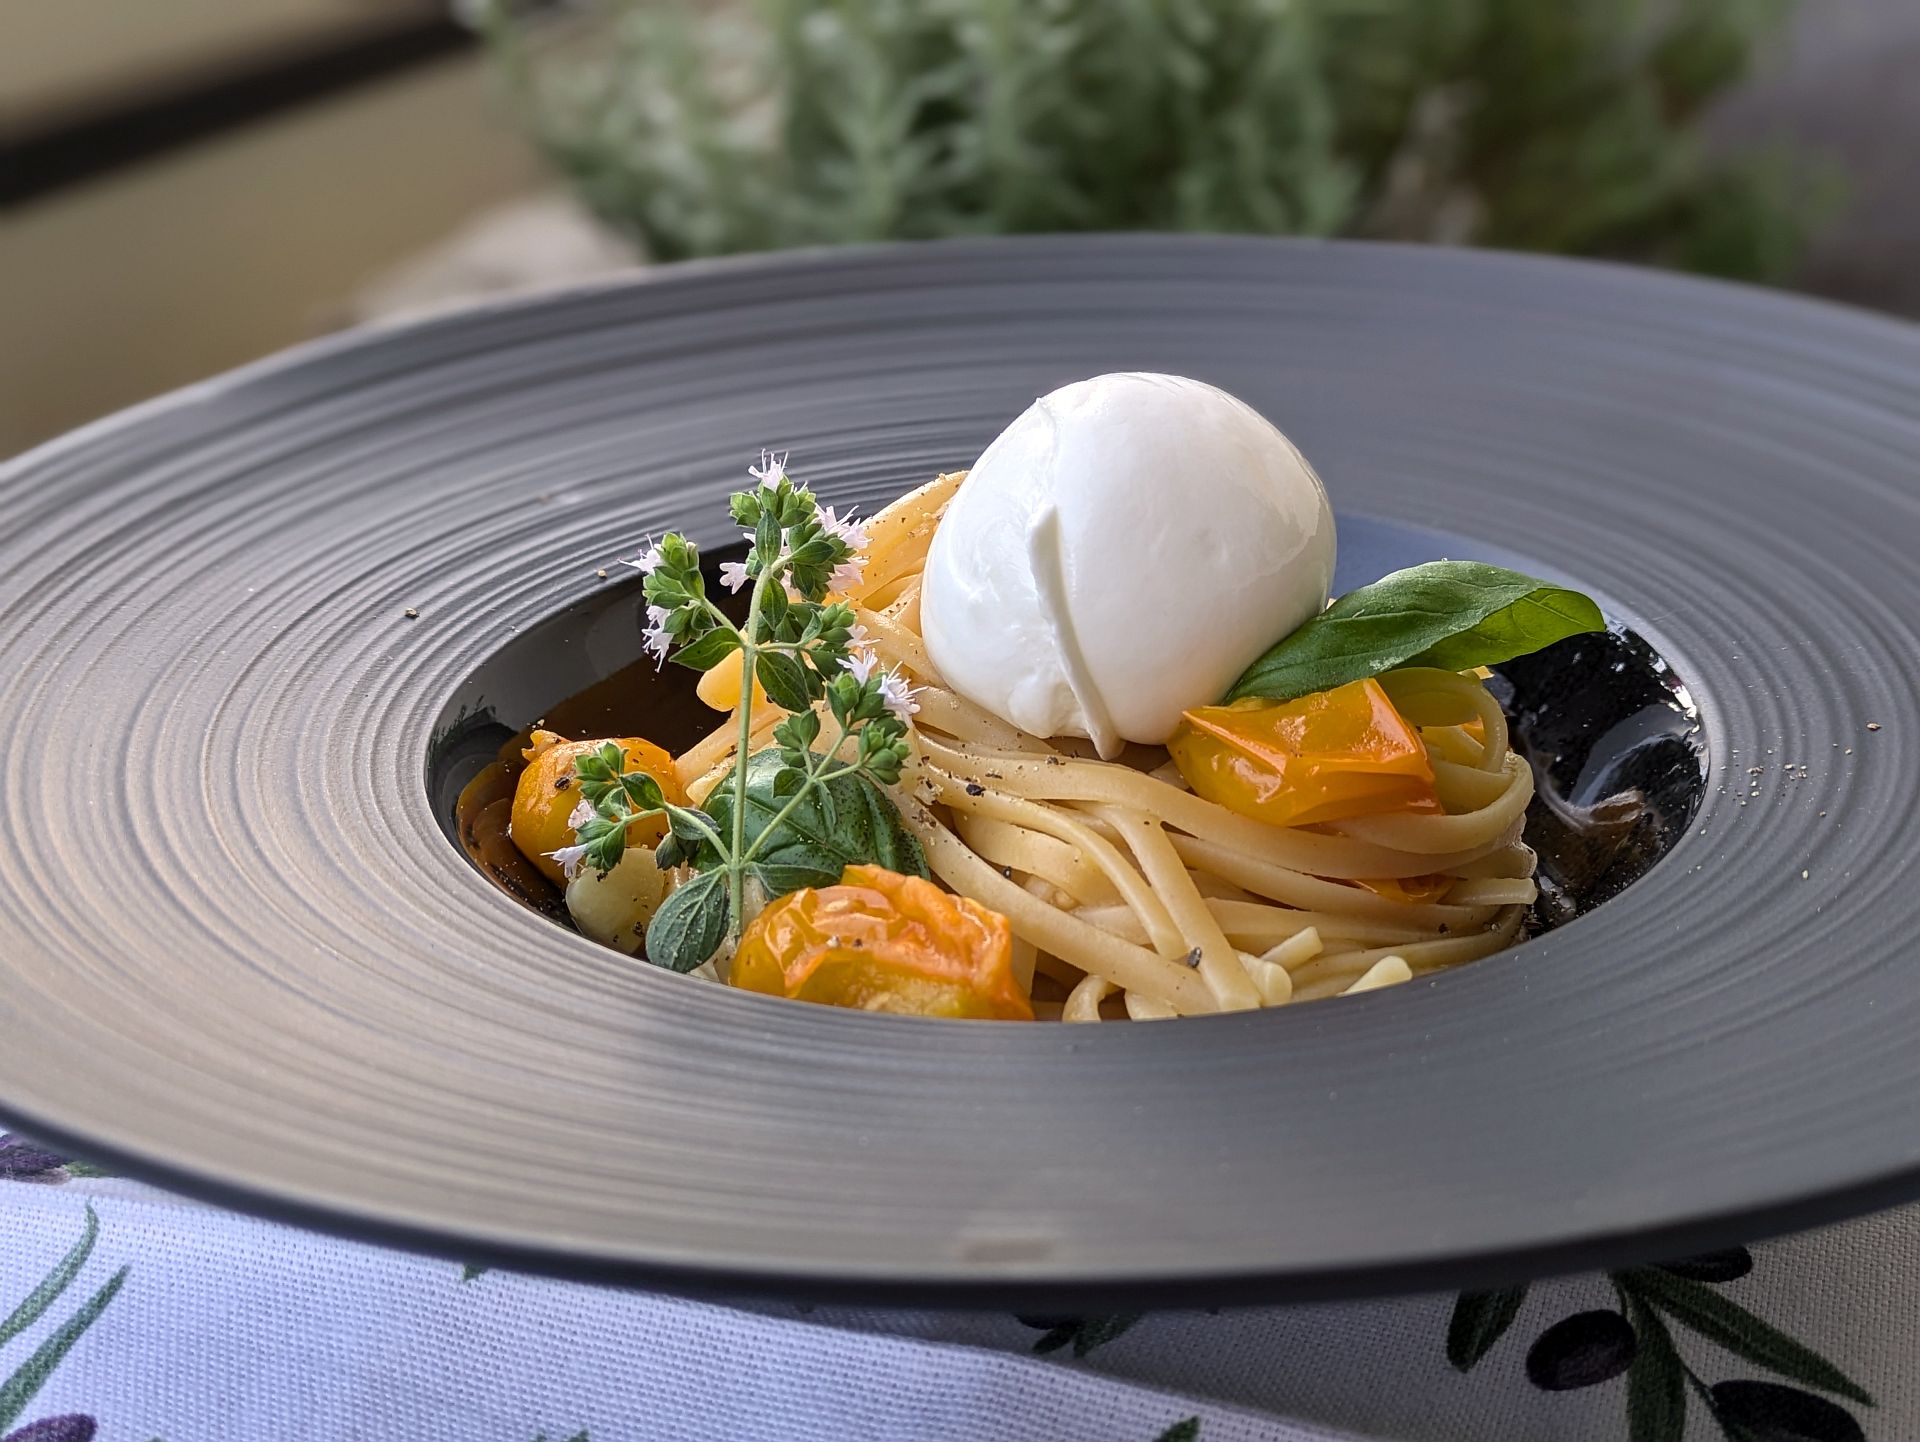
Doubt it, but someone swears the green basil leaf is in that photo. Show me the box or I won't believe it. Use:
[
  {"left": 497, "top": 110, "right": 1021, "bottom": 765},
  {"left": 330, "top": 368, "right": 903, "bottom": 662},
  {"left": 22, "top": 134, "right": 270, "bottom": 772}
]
[
  {"left": 644, "top": 870, "right": 730, "bottom": 972},
  {"left": 1227, "top": 561, "right": 1605, "bottom": 704},
  {"left": 755, "top": 651, "right": 815, "bottom": 712},
  {"left": 704, "top": 749, "right": 929, "bottom": 898},
  {"left": 669, "top": 626, "right": 741, "bottom": 673},
  {"left": 749, "top": 860, "right": 839, "bottom": 896}
]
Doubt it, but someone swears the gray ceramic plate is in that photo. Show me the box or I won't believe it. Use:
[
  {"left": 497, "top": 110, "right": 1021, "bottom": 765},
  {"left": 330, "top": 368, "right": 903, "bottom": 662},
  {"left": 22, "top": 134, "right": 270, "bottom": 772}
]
[{"left": 3, "top": 237, "right": 1919, "bottom": 1308}]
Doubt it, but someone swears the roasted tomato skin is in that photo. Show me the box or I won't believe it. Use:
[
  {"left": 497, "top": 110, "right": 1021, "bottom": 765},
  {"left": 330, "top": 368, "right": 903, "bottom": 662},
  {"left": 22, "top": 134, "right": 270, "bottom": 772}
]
[
  {"left": 1169, "top": 678, "right": 1439, "bottom": 828},
  {"left": 731, "top": 865, "right": 1032, "bottom": 1020}
]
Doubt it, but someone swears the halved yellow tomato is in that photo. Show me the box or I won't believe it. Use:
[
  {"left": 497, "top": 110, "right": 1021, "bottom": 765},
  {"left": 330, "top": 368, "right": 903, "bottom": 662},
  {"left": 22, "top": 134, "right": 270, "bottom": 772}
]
[
  {"left": 1169, "top": 678, "right": 1439, "bottom": 828},
  {"left": 730, "top": 864, "right": 1032, "bottom": 1020},
  {"left": 510, "top": 730, "right": 686, "bottom": 885}
]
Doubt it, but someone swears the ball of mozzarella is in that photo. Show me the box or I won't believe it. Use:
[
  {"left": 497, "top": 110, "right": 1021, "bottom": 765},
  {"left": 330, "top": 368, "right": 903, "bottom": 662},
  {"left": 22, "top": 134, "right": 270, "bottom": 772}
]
[{"left": 921, "top": 373, "right": 1335, "bottom": 756}]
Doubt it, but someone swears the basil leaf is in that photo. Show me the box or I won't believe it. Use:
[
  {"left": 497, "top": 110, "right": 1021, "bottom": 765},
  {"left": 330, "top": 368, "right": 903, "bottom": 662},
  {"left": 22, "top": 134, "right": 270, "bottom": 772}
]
[
  {"left": 669, "top": 626, "right": 741, "bottom": 673},
  {"left": 1227, "top": 561, "right": 1605, "bottom": 703},
  {"left": 749, "top": 860, "right": 840, "bottom": 896},
  {"left": 704, "top": 749, "right": 929, "bottom": 897},
  {"left": 644, "top": 870, "right": 730, "bottom": 972}
]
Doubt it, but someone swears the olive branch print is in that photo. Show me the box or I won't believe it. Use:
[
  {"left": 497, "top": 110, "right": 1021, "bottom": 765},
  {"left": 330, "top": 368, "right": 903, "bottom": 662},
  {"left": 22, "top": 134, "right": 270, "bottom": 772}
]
[
  {"left": 0, "top": 1204, "right": 127, "bottom": 1442},
  {"left": 1016, "top": 1314, "right": 1143, "bottom": 1358},
  {"left": 1447, "top": 1249, "right": 1871, "bottom": 1441}
]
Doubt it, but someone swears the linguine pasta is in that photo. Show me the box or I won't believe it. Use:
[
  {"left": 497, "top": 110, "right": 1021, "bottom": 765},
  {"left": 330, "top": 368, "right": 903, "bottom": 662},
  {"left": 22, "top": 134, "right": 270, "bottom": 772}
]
[{"left": 673, "top": 472, "right": 1537, "bottom": 1020}]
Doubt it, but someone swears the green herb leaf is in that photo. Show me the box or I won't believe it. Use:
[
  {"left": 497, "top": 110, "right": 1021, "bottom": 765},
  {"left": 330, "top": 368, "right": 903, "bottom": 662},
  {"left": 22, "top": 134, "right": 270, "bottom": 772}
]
[
  {"left": 755, "top": 651, "right": 815, "bottom": 712},
  {"left": 704, "top": 749, "right": 928, "bottom": 895},
  {"left": 1446, "top": 1285, "right": 1529, "bottom": 1372},
  {"left": 761, "top": 580, "right": 790, "bottom": 632},
  {"left": 644, "top": 870, "right": 731, "bottom": 972},
  {"left": 774, "top": 709, "right": 822, "bottom": 753},
  {"left": 660, "top": 805, "right": 723, "bottom": 869},
  {"left": 1622, "top": 1267, "right": 1873, "bottom": 1405},
  {"left": 670, "top": 626, "right": 742, "bottom": 673},
  {"left": 618, "top": 771, "right": 666, "bottom": 811},
  {"left": 1227, "top": 562, "right": 1605, "bottom": 704},
  {"left": 578, "top": 815, "right": 627, "bottom": 875}
]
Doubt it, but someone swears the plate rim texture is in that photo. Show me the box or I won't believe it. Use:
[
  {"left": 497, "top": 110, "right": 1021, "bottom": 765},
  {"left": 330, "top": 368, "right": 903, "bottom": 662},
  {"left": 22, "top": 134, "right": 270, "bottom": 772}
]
[{"left": 5, "top": 235, "right": 1920, "bottom": 1307}]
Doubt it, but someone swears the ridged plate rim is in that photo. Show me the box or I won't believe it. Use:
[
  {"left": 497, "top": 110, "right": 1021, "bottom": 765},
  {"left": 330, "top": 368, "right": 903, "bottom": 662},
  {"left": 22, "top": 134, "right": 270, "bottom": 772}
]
[{"left": 3, "top": 235, "right": 1919, "bottom": 1307}]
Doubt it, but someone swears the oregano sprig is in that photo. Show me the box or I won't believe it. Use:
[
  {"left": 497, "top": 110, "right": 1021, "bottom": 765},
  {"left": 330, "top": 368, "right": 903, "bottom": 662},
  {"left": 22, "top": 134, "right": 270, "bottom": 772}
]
[{"left": 549, "top": 452, "right": 925, "bottom": 973}]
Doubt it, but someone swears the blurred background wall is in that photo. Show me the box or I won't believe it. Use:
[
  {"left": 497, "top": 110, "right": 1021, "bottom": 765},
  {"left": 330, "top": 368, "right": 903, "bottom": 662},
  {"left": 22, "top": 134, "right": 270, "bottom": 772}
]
[{"left": 3, "top": 0, "right": 1917, "bottom": 459}]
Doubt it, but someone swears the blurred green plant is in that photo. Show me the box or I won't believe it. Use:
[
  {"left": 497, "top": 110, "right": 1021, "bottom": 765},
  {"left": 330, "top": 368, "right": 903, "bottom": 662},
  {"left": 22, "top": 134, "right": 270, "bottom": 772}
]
[{"left": 483, "top": 0, "right": 1812, "bottom": 280}]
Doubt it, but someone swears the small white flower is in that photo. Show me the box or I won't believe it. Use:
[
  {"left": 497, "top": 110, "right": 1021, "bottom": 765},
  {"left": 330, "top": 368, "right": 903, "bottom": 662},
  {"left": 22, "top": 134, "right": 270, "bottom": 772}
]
[
  {"left": 842, "top": 645, "right": 881, "bottom": 684},
  {"left": 829, "top": 558, "right": 865, "bottom": 594},
  {"left": 878, "top": 667, "right": 921, "bottom": 722},
  {"left": 567, "top": 799, "right": 595, "bottom": 831},
  {"left": 548, "top": 844, "right": 590, "bottom": 882},
  {"left": 718, "top": 559, "right": 751, "bottom": 593},
  {"left": 642, "top": 602, "right": 673, "bottom": 667},
  {"left": 846, "top": 622, "right": 871, "bottom": 649},
  {"left": 748, "top": 449, "right": 789, "bottom": 489},
  {"left": 818, "top": 505, "right": 870, "bottom": 552},
  {"left": 621, "top": 534, "right": 663, "bottom": 575}
]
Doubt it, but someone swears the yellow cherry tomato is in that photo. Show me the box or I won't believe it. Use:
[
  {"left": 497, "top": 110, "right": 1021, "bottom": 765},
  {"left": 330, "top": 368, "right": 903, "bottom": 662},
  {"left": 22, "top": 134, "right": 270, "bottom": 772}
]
[
  {"left": 1169, "top": 678, "right": 1439, "bottom": 828},
  {"left": 730, "top": 865, "right": 1033, "bottom": 1020},
  {"left": 510, "top": 730, "right": 686, "bottom": 886}
]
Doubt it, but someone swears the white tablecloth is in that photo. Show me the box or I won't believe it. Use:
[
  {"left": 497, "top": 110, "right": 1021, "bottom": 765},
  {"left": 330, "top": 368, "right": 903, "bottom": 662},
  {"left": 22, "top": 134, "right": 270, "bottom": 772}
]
[{"left": 0, "top": 1134, "right": 1904, "bottom": 1441}]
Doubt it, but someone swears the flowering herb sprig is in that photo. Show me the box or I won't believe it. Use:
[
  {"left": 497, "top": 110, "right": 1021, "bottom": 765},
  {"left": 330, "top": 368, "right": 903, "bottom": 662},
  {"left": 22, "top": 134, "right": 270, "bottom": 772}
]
[{"left": 553, "top": 453, "right": 926, "bottom": 973}]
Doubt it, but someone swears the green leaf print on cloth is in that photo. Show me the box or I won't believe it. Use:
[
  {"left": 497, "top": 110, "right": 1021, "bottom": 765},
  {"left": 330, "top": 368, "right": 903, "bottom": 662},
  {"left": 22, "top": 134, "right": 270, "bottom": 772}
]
[
  {"left": 1445, "top": 1251, "right": 1871, "bottom": 1442},
  {"left": 0, "top": 1204, "right": 127, "bottom": 1437},
  {"left": 1016, "top": 1314, "right": 1142, "bottom": 1358}
]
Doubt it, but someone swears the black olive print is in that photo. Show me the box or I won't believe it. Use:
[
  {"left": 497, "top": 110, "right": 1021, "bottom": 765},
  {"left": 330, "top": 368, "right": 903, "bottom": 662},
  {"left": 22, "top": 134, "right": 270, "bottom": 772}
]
[
  {"left": 1524, "top": 1308, "right": 1638, "bottom": 1391},
  {"left": 1709, "top": 1379, "right": 1865, "bottom": 1442},
  {"left": 1655, "top": 1247, "right": 1754, "bottom": 1283}
]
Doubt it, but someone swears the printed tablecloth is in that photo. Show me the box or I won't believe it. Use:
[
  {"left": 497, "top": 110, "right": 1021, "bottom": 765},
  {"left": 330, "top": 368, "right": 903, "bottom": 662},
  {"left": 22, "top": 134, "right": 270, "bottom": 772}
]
[{"left": 1, "top": 1133, "right": 1906, "bottom": 1441}]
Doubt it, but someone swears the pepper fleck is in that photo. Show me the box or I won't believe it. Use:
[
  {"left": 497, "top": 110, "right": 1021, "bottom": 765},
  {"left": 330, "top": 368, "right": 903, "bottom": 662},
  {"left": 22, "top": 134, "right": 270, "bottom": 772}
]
[
  {"left": 965, "top": 782, "right": 986, "bottom": 796},
  {"left": 403, "top": 607, "right": 419, "bottom": 619}
]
